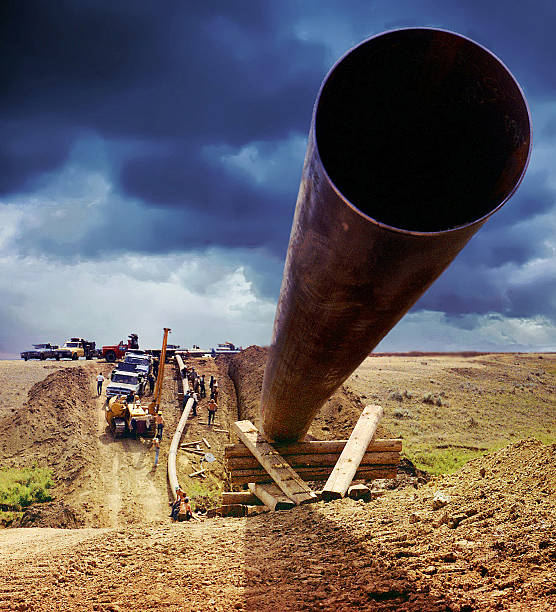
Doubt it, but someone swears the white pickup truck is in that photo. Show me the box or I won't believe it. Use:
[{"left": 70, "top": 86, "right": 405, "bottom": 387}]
[{"left": 105, "top": 369, "right": 146, "bottom": 399}]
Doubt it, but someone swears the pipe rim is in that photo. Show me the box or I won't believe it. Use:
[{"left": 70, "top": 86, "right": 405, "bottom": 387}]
[{"left": 312, "top": 27, "right": 532, "bottom": 237}]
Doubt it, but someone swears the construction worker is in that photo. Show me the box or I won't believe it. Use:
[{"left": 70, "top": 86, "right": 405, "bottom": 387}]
[
  {"left": 207, "top": 399, "right": 217, "bottom": 425},
  {"left": 155, "top": 412, "right": 164, "bottom": 439},
  {"left": 148, "top": 373, "right": 155, "bottom": 394},
  {"left": 96, "top": 373, "right": 105, "bottom": 396},
  {"left": 199, "top": 374, "right": 206, "bottom": 398},
  {"left": 182, "top": 497, "right": 193, "bottom": 521},
  {"left": 152, "top": 437, "right": 160, "bottom": 467},
  {"left": 191, "top": 390, "right": 199, "bottom": 416},
  {"left": 170, "top": 486, "right": 183, "bottom": 520}
]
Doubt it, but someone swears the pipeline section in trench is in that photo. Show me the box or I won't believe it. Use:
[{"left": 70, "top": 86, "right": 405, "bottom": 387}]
[{"left": 167, "top": 354, "right": 194, "bottom": 502}]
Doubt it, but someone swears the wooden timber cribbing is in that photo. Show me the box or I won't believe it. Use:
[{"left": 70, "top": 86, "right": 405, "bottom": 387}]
[
  {"left": 168, "top": 355, "right": 194, "bottom": 501},
  {"left": 225, "top": 437, "right": 401, "bottom": 486}
]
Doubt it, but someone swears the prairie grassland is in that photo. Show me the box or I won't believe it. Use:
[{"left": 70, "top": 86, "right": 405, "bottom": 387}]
[{"left": 346, "top": 353, "right": 556, "bottom": 474}]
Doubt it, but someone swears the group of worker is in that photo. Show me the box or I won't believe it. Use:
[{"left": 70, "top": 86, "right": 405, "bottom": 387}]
[{"left": 181, "top": 366, "right": 219, "bottom": 425}]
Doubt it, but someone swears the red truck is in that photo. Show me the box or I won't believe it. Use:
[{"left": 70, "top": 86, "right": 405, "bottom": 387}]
[{"left": 101, "top": 334, "right": 139, "bottom": 363}]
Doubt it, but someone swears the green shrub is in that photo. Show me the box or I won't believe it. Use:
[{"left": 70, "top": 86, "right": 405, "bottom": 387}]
[
  {"left": 184, "top": 481, "right": 221, "bottom": 511},
  {"left": 0, "top": 466, "right": 54, "bottom": 511}
]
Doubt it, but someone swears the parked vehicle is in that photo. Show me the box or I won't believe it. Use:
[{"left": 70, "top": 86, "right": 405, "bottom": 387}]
[
  {"left": 105, "top": 369, "right": 146, "bottom": 399},
  {"left": 123, "top": 353, "right": 152, "bottom": 376},
  {"left": 57, "top": 338, "right": 96, "bottom": 360},
  {"left": 20, "top": 343, "right": 60, "bottom": 361},
  {"left": 102, "top": 334, "right": 139, "bottom": 363}
]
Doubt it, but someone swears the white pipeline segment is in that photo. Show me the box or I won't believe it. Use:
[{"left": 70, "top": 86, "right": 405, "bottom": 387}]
[{"left": 168, "top": 355, "right": 193, "bottom": 500}]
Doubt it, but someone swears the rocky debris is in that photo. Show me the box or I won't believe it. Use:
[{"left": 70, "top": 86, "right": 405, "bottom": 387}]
[
  {"left": 432, "top": 490, "right": 450, "bottom": 510},
  {"left": 348, "top": 484, "right": 372, "bottom": 502}
]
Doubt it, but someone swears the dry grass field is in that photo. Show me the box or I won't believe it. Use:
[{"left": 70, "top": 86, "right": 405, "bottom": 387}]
[{"left": 345, "top": 353, "right": 556, "bottom": 474}]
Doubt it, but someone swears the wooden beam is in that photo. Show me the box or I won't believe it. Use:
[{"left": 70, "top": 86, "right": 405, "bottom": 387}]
[
  {"left": 181, "top": 448, "right": 205, "bottom": 456},
  {"left": 224, "top": 438, "right": 402, "bottom": 458},
  {"left": 226, "top": 451, "right": 399, "bottom": 470},
  {"left": 232, "top": 420, "right": 316, "bottom": 505},
  {"left": 202, "top": 437, "right": 211, "bottom": 449},
  {"left": 189, "top": 468, "right": 206, "bottom": 478},
  {"left": 248, "top": 483, "right": 296, "bottom": 511},
  {"left": 322, "top": 405, "right": 384, "bottom": 501},
  {"left": 230, "top": 466, "right": 396, "bottom": 485},
  {"left": 222, "top": 491, "right": 263, "bottom": 506}
]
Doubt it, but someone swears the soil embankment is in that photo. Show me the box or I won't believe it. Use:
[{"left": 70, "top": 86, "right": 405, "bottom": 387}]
[{"left": 224, "top": 345, "right": 391, "bottom": 440}]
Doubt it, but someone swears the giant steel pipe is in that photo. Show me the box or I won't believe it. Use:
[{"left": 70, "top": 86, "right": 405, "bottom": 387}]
[{"left": 261, "top": 28, "right": 531, "bottom": 442}]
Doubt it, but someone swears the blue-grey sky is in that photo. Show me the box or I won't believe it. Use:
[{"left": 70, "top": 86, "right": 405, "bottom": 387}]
[{"left": 1, "top": 1, "right": 555, "bottom": 357}]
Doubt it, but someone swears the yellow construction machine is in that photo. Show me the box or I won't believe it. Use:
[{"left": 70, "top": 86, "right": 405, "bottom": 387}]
[{"left": 105, "top": 328, "right": 171, "bottom": 438}]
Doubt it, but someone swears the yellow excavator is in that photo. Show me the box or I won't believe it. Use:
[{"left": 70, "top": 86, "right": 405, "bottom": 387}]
[{"left": 105, "top": 327, "right": 171, "bottom": 438}]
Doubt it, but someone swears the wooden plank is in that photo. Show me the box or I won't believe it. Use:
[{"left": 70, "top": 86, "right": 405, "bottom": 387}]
[
  {"left": 202, "top": 437, "right": 211, "bottom": 449},
  {"left": 189, "top": 468, "right": 206, "bottom": 478},
  {"left": 181, "top": 448, "right": 205, "bottom": 456},
  {"left": 228, "top": 465, "right": 396, "bottom": 479},
  {"left": 248, "top": 483, "right": 295, "bottom": 511},
  {"left": 222, "top": 491, "right": 263, "bottom": 506},
  {"left": 232, "top": 420, "right": 316, "bottom": 506},
  {"left": 226, "top": 451, "right": 399, "bottom": 470},
  {"left": 182, "top": 440, "right": 203, "bottom": 447},
  {"left": 230, "top": 466, "right": 396, "bottom": 486},
  {"left": 224, "top": 438, "right": 402, "bottom": 458},
  {"left": 322, "top": 405, "right": 384, "bottom": 501}
]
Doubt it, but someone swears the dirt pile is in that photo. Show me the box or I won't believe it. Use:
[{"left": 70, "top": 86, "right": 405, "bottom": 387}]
[
  {"left": 15, "top": 502, "right": 81, "bottom": 529},
  {"left": 0, "top": 367, "right": 98, "bottom": 489},
  {"left": 223, "top": 345, "right": 391, "bottom": 440}
]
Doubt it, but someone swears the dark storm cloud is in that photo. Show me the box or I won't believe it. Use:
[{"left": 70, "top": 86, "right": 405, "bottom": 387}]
[
  {"left": 454, "top": 1, "right": 556, "bottom": 98},
  {"left": 2, "top": 0, "right": 554, "bottom": 338},
  {"left": 1, "top": 1, "right": 324, "bottom": 197}
]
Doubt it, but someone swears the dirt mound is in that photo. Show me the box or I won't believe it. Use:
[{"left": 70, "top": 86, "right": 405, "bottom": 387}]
[
  {"left": 223, "top": 345, "right": 391, "bottom": 440},
  {"left": 0, "top": 367, "right": 97, "bottom": 477},
  {"left": 0, "top": 367, "right": 100, "bottom": 526},
  {"left": 15, "top": 502, "right": 81, "bottom": 529}
]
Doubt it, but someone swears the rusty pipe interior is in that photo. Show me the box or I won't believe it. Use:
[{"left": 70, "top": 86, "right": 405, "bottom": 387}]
[{"left": 260, "top": 28, "right": 531, "bottom": 442}]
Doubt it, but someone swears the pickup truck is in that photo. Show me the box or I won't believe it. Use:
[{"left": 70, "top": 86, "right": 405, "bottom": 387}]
[
  {"left": 57, "top": 338, "right": 96, "bottom": 360},
  {"left": 123, "top": 353, "right": 152, "bottom": 376},
  {"left": 102, "top": 334, "right": 139, "bottom": 363},
  {"left": 105, "top": 369, "right": 146, "bottom": 399},
  {"left": 20, "top": 344, "right": 60, "bottom": 361}
]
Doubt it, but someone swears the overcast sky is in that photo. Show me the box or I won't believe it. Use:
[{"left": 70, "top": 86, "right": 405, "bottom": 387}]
[{"left": 1, "top": 1, "right": 555, "bottom": 357}]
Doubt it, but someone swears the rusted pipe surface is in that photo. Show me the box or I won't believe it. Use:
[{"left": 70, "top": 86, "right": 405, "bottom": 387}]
[{"left": 261, "top": 28, "right": 531, "bottom": 442}]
